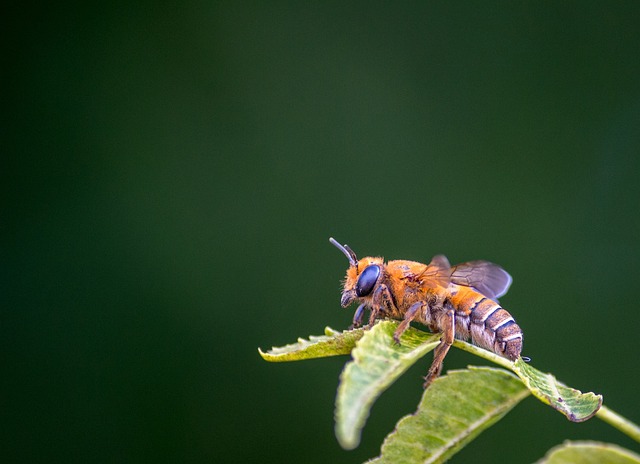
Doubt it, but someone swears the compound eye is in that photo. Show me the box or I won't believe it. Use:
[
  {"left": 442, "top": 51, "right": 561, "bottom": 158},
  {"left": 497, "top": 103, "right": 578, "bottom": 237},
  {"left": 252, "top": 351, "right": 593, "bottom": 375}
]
[{"left": 356, "top": 265, "right": 381, "bottom": 297}]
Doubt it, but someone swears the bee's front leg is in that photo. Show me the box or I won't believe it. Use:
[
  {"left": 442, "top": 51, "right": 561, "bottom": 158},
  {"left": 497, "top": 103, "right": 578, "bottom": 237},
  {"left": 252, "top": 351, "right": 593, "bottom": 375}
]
[
  {"left": 349, "top": 303, "right": 366, "bottom": 329},
  {"left": 423, "top": 308, "right": 455, "bottom": 388}
]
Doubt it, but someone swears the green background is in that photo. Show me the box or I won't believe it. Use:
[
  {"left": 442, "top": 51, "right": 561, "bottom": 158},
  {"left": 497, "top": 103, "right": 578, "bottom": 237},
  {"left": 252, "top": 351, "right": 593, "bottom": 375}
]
[{"left": 5, "top": 2, "right": 640, "bottom": 463}]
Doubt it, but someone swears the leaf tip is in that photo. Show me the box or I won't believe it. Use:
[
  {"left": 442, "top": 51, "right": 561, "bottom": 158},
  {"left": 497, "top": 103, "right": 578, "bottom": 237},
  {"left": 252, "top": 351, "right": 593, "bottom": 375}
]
[
  {"left": 512, "top": 358, "right": 603, "bottom": 422},
  {"left": 324, "top": 326, "right": 340, "bottom": 336},
  {"left": 568, "top": 394, "right": 604, "bottom": 423},
  {"left": 335, "top": 431, "right": 359, "bottom": 451}
]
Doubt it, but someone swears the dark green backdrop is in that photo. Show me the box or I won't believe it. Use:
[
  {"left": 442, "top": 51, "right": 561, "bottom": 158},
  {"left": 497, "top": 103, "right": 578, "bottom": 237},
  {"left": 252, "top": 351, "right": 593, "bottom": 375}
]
[{"left": 4, "top": 2, "right": 640, "bottom": 463}]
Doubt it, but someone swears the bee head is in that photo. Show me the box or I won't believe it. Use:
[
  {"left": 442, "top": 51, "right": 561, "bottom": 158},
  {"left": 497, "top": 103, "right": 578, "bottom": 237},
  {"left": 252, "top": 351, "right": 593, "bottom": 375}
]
[{"left": 329, "top": 237, "right": 383, "bottom": 307}]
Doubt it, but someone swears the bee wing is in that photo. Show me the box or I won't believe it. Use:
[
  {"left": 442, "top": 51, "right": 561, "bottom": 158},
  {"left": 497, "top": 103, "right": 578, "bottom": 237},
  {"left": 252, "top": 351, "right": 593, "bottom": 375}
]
[
  {"left": 420, "top": 255, "right": 453, "bottom": 288},
  {"left": 429, "top": 254, "right": 451, "bottom": 269},
  {"left": 450, "top": 260, "right": 512, "bottom": 300}
]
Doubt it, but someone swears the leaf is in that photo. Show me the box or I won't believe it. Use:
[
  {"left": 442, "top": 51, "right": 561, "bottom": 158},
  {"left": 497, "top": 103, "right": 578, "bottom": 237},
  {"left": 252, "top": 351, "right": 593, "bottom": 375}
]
[
  {"left": 262, "top": 323, "right": 603, "bottom": 423},
  {"left": 512, "top": 358, "right": 602, "bottom": 422},
  {"left": 258, "top": 326, "right": 365, "bottom": 362},
  {"left": 335, "top": 321, "right": 441, "bottom": 450},
  {"left": 536, "top": 441, "right": 640, "bottom": 464},
  {"left": 448, "top": 339, "right": 603, "bottom": 422},
  {"left": 369, "top": 366, "right": 530, "bottom": 464},
  {"left": 262, "top": 320, "right": 614, "bottom": 458}
]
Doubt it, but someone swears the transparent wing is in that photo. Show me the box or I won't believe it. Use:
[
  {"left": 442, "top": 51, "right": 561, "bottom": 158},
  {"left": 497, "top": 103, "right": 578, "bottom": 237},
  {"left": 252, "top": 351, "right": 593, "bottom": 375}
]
[
  {"left": 450, "top": 260, "right": 513, "bottom": 300},
  {"left": 399, "top": 255, "right": 452, "bottom": 288},
  {"left": 420, "top": 255, "right": 452, "bottom": 288},
  {"left": 429, "top": 254, "right": 451, "bottom": 270}
]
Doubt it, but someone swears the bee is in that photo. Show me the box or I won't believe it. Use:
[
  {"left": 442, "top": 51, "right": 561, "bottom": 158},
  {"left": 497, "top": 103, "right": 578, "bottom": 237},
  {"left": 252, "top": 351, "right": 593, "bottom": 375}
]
[{"left": 329, "top": 237, "right": 523, "bottom": 388}]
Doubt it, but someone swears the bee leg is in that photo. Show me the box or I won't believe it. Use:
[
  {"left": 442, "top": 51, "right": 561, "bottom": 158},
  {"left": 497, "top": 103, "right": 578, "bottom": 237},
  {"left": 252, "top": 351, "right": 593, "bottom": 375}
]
[
  {"left": 367, "top": 301, "right": 382, "bottom": 327},
  {"left": 393, "top": 301, "right": 425, "bottom": 344},
  {"left": 349, "top": 304, "right": 366, "bottom": 329},
  {"left": 423, "top": 308, "right": 455, "bottom": 388},
  {"left": 367, "top": 284, "right": 397, "bottom": 327}
]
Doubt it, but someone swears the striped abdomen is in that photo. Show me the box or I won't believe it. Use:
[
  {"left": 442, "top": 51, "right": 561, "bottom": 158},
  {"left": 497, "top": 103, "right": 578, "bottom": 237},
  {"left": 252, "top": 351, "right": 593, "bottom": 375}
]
[{"left": 449, "top": 285, "right": 522, "bottom": 360}]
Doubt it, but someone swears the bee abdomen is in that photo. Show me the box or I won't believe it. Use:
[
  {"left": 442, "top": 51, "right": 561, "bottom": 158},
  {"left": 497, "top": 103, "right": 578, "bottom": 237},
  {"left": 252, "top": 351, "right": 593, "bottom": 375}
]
[
  {"left": 468, "top": 298, "right": 522, "bottom": 361},
  {"left": 495, "top": 319, "right": 523, "bottom": 361}
]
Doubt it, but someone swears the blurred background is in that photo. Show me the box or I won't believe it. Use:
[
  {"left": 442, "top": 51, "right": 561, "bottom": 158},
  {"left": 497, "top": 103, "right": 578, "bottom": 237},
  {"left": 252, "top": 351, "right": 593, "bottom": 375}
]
[{"left": 4, "top": 2, "right": 640, "bottom": 463}]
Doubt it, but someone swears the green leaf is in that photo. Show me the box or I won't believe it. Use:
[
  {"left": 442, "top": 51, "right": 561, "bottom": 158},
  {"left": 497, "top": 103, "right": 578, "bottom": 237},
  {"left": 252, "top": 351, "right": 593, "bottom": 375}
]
[
  {"left": 448, "top": 339, "right": 603, "bottom": 422},
  {"left": 369, "top": 366, "right": 530, "bottom": 464},
  {"left": 537, "top": 441, "right": 640, "bottom": 464},
  {"left": 335, "top": 321, "right": 441, "bottom": 450},
  {"left": 258, "top": 326, "right": 365, "bottom": 362},
  {"left": 262, "top": 322, "right": 604, "bottom": 425},
  {"left": 512, "top": 358, "right": 602, "bottom": 422}
]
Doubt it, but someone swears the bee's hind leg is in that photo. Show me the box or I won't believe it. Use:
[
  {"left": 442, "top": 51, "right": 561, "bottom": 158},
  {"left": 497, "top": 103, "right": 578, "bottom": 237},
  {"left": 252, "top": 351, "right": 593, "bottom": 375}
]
[
  {"left": 393, "top": 301, "right": 425, "bottom": 344},
  {"left": 423, "top": 308, "right": 455, "bottom": 388}
]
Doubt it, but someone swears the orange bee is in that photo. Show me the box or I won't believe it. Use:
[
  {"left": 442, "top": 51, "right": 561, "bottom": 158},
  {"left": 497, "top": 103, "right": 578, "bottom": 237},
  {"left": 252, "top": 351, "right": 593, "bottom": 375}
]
[{"left": 329, "top": 238, "right": 523, "bottom": 388}]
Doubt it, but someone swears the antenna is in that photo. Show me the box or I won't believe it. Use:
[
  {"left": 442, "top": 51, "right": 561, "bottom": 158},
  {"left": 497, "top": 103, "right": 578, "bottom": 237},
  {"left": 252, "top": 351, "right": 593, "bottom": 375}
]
[{"left": 329, "top": 237, "right": 358, "bottom": 267}]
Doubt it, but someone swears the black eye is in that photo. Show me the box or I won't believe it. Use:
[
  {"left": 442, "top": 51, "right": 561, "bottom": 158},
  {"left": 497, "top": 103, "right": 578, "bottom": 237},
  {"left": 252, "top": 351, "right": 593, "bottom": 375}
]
[{"left": 356, "top": 265, "right": 381, "bottom": 297}]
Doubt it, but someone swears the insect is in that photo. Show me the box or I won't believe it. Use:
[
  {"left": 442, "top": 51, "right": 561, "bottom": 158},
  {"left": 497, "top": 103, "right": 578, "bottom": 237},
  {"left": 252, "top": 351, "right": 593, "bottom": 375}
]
[{"left": 329, "top": 237, "right": 523, "bottom": 388}]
